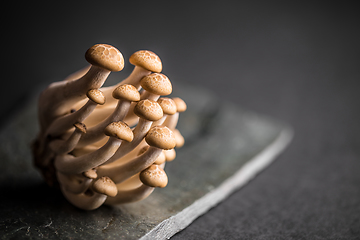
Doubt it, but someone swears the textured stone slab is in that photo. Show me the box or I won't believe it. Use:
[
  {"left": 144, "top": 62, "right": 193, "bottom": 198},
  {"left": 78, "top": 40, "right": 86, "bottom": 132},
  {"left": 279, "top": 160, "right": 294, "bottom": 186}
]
[{"left": 0, "top": 83, "right": 292, "bottom": 239}]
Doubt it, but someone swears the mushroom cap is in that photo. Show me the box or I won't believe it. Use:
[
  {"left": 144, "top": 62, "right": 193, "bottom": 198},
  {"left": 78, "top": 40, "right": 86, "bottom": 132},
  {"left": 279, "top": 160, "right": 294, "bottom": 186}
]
[
  {"left": 145, "top": 126, "right": 176, "bottom": 150},
  {"left": 129, "top": 50, "right": 162, "bottom": 73},
  {"left": 157, "top": 97, "right": 177, "bottom": 115},
  {"left": 83, "top": 169, "right": 97, "bottom": 179},
  {"left": 104, "top": 121, "right": 134, "bottom": 142},
  {"left": 87, "top": 89, "right": 106, "bottom": 105},
  {"left": 74, "top": 122, "right": 87, "bottom": 134},
  {"left": 92, "top": 176, "right": 118, "bottom": 197},
  {"left": 85, "top": 44, "right": 124, "bottom": 72},
  {"left": 112, "top": 84, "right": 140, "bottom": 102},
  {"left": 172, "top": 97, "right": 187, "bottom": 112},
  {"left": 140, "top": 165, "right": 168, "bottom": 188},
  {"left": 133, "top": 99, "right": 163, "bottom": 121},
  {"left": 140, "top": 73, "right": 172, "bottom": 96}
]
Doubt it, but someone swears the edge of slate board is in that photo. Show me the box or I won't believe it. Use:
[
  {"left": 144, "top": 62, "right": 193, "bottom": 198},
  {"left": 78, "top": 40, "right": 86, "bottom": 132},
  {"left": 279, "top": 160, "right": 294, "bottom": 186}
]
[{"left": 142, "top": 126, "right": 293, "bottom": 239}]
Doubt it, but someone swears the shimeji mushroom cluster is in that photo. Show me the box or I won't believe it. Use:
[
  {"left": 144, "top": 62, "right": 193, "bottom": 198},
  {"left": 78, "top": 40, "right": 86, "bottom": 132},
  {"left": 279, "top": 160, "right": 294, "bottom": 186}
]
[{"left": 32, "top": 44, "right": 186, "bottom": 210}]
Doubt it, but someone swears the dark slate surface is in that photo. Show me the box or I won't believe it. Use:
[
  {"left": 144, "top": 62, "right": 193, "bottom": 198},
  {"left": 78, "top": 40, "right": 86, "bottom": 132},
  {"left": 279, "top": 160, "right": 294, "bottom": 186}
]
[
  {"left": 2, "top": 1, "right": 360, "bottom": 239},
  {"left": 0, "top": 83, "right": 290, "bottom": 239}
]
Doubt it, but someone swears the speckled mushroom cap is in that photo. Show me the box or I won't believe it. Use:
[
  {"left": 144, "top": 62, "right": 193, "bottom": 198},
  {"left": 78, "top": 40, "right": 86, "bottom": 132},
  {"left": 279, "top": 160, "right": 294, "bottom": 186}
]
[
  {"left": 85, "top": 44, "right": 124, "bottom": 72},
  {"left": 86, "top": 89, "right": 106, "bottom": 105},
  {"left": 145, "top": 126, "right": 176, "bottom": 150},
  {"left": 140, "top": 73, "right": 172, "bottom": 96},
  {"left": 129, "top": 50, "right": 162, "bottom": 73},
  {"left": 157, "top": 97, "right": 177, "bottom": 115},
  {"left": 140, "top": 165, "right": 168, "bottom": 188},
  {"left": 92, "top": 176, "right": 118, "bottom": 197},
  {"left": 133, "top": 99, "right": 163, "bottom": 121},
  {"left": 172, "top": 97, "right": 187, "bottom": 112},
  {"left": 104, "top": 121, "right": 134, "bottom": 142},
  {"left": 112, "top": 84, "right": 140, "bottom": 102}
]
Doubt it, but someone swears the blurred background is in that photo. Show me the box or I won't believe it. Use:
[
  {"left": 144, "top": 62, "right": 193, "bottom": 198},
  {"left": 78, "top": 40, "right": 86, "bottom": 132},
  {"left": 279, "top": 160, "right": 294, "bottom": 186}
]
[{"left": 3, "top": 1, "right": 360, "bottom": 238}]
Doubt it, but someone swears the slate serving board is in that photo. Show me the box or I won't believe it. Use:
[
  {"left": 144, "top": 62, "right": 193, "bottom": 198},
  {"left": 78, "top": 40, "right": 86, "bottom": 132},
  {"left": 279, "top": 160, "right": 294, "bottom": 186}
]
[{"left": 0, "top": 82, "right": 292, "bottom": 239}]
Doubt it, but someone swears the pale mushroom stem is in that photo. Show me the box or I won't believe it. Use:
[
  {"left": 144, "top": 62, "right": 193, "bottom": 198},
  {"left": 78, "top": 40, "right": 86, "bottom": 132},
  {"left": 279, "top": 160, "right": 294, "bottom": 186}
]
[
  {"left": 104, "top": 118, "right": 153, "bottom": 164},
  {"left": 76, "top": 101, "right": 131, "bottom": 148},
  {"left": 140, "top": 91, "right": 160, "bottom": 101},
  {"left": 64, "top": 65, "right": 91, "bottom": 81},
  {"left": 45, "top": 99, "right": 96, "bottom": 137},
  {"left": 56, "top": 171, "right": 92, "bottom": 194},
  {"left": 39, "top": 65, "right": 110, "bottom": 131},
  {"left": 105, "top": 184, "right": 154, "bottom": 205},
  {"left": 162, "top": 112, "right": 179, "bottom": 130},
  {"left": 61, "top": 187, "right": 107, "bottom": 211},
  {"left": 55, "top": 137, "right": 123, "bottom": 174},
  {"left": 97, "top": 146, "right": 162, "bottom": 184},
  {"left": 49, "top": 124, "right": 86, "bottom": 155}
]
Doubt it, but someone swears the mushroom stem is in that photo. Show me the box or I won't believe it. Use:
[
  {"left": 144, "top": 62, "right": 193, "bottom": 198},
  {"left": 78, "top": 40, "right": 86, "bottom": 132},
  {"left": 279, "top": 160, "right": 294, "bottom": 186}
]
[
  {"left": 97, "top": 146, "right": 162, "bottom": 184},
  {"left": 56, "top": 171, "right": 92, "bottom": 194},
  {"left": 102, "top": 66, "right": 151, "bottom": 99},
  {"left": 64, "top": 65, "right": 91, "bottom": 81},
  {"left": 105, "top": 118, "right": 153, "bottom": 164},
  {"left": 105, "top": 184, "right": 154, "bottom": 205},
  {"left": 49, "top": 123, "right": 86, "bottom": 154},
  {"left": 163, "top": 112, "right": 179, "bottom": 130},
  {"left": 76, "top": 100, "right": 131, "bottom": 148},
  {"left": 45, "top": 89, "right": 104, "bottom": 137},
  {"left": 55, "top": 137, "right": 123, "bottom": 174},
  {"left": 38, "top": 65, "right": 111, "bottom": 131},
  {"left": 61, "top": 187, "right": 107, "bottom": 211}
]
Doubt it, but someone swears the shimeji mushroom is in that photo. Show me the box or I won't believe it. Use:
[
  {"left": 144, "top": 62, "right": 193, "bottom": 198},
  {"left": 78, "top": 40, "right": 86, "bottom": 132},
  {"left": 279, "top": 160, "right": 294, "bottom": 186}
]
[
  {"left": 139, "top": 73, "right": 172, "bottom": 101},
  {"left": 61, "top": 176, "right": 117, "bottom": 210},
  {"left": 96, "top": 125, "right": 175, "bottom": 184},
  {"left": 153, "top": 97, "right": 177, "bottom": 127},
  {"left": 140, "top": 164, "right": 168, "bottom": 188},
  {"left": 49, "top": 122, "right": 87, "bottom": 155},
  {"left": 54, "top": 121, "right": 133, "bottom": 174},
  {"left": 101, "top": 50, "right": 162, "bottom": 106},
  {"left": 76, "top": 84, "right": 140, "bottom": 148},
  {"left": 46, "top": 89, "right": 105, "bottom": 137},
  {"left": 38, "top": 44, "right": 124, "bottom": 133},
  {"left": 33, "top": 44, "right": 186, "bottom": 210},
  {"left": 163, "top": 97, "right": 187, "bottom": 130},
  {"left": 105, "top": 99, "right": 164, "bottom": 164},
  {"left": 102, "top": 126, "right": 175, "bottom": 205}
]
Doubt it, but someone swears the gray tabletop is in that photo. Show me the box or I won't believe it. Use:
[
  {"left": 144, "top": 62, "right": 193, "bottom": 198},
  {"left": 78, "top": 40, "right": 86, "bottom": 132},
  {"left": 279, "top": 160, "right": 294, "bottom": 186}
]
[{"left": 2, "top": 2, "right": 360, "bottom": 239}]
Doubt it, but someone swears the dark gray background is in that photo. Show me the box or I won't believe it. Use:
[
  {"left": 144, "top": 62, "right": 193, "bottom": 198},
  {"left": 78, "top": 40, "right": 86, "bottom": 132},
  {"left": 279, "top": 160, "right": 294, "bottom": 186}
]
[{"left": 3, "top": 1, "right": 360, "bottom": 239}]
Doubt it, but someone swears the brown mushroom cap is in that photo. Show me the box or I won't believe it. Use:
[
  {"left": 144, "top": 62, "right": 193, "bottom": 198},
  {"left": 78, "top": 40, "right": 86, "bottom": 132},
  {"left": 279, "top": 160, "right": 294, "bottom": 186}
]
[
  {"left": 85, "top": 44, "right": 124, "bottom": 72},
  {"left": 112, "top": 84, "right": 140, "bottom": 102},
  {"left": 172, "top": 97, "right": 187, "bottom": 112},
  {"left": 157, "top": 97, "right": 177, "bottom": 115},
  {"left": 140, "top": 73, "right": 172, "bottom": 96},
  {"left": 74, "top": 122, "right": 87, "bottom": 134},
  {"left": 145, "top": 126, "right": 176, "bottom": 150},
  {"left": 129, "top": 50, "right": 162, "bottom": 73},
  {"left": 87, "top": 89, "right": 106, "bottom": 105},
  {"left": 133, "top": 99, "right": 163, "bottom": 121},
  {"left": 140, "top": 165, "right": 168, "bottom": 188},
  {"left": 104, "top": 121, "right": 134, "bottom": 142},
  {"left": 92, "top": 176, "right": 118, "bottom": 197}
]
